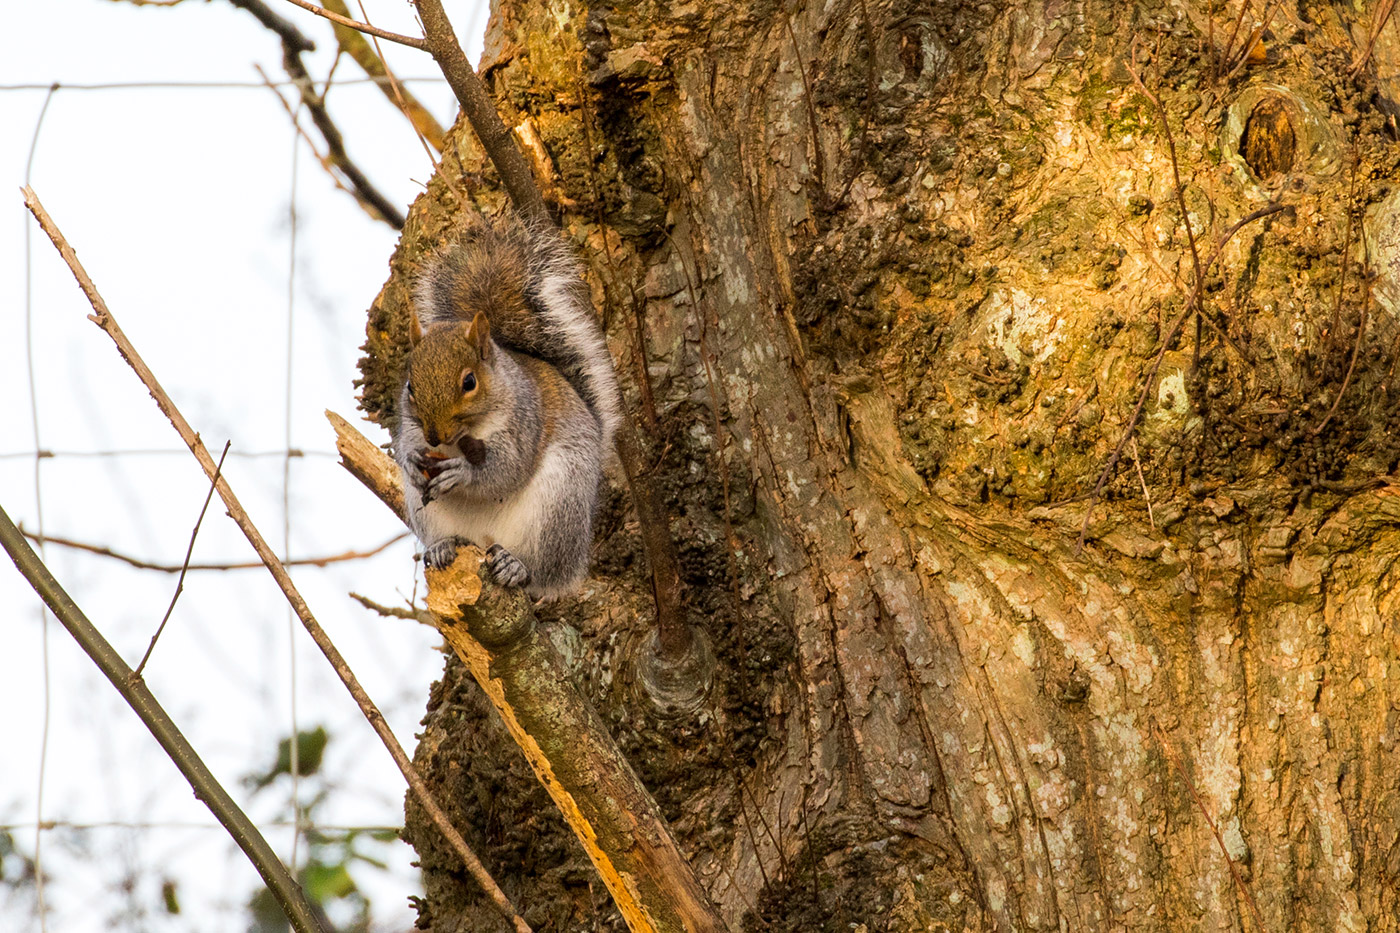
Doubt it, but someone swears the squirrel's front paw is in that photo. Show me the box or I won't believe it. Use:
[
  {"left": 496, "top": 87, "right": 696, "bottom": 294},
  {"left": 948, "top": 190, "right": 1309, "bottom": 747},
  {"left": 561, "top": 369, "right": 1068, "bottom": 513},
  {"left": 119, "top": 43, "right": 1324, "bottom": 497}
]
[
  {"left": 422, "top": 538, "right": 466, "bottom": 571},
  {"left": 422, "top": 460, "right": 469, "bottom": 503},
  {"left": 483, "top": 544, "right": 531, "bottom": 589}
]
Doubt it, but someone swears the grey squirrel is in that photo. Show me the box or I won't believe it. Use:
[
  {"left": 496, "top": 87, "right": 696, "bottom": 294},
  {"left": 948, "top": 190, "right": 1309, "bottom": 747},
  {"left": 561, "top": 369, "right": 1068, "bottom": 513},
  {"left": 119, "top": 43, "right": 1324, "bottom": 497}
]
[{"left": 392, "top": 213, "right": 622, "bottom": 599}]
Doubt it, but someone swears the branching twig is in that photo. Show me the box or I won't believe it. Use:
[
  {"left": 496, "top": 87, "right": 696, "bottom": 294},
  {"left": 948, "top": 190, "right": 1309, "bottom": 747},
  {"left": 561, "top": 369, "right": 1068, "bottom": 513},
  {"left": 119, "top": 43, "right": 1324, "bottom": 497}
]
[
  {"left": 133, "top": 441, "right": 231, "bottom": 678},
  {"left": 0, "top": 505, "right": 331, "bottom": 933},
  {"left": 1222, "top": 2, "right": 1278, "bottom": 83},
  {"left": 20, "top": 528, "right": 408, "bottom": 573},
  {"left": 1128, "top": 49, "right": 1205, "bottom": 365},
  {"left": 349, "top": 591, "right": 430, "bottom": 623},
  {"left": 22, "top": 186, "right": 532, "bottom": 933},
  {"left": 1351, "top": 0, "right": 1399, "bottom": 77},
  {"left": 278, "top": 0, "right": 426, "bottom": 50},
  {"left": 1325, "top": 151, "right": 1360, "bottom": 360},
  {"left": 323, "top": 0, "right": 446, "bottom": 151},
  {"left": 1152, "top": 720, "right": 1270, "bottom": 933},
  {"left": 411, "top": 0, "right": 550, "bottom": 222},
  {"left": 1076, "top": 203, "right": 1286, "bottom": 551},
  {"left": 233, "top": 0, "right": 407, "bottom": 227},
  {"left": 229, "top": 0, "right": 316, "bottom": 52},
  {"left": 1130, "top": 437, "right": 1156, "bottom": 530},
  {"left": 1313, "top": 283, "right": 1371, "bottom": 437}
]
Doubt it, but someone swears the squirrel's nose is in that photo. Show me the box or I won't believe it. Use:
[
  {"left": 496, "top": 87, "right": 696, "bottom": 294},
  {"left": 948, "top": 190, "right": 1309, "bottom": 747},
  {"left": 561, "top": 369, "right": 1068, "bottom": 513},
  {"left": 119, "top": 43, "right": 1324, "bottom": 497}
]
[{"left": 426, "top": 427, "right": 440, "bottom": 446}]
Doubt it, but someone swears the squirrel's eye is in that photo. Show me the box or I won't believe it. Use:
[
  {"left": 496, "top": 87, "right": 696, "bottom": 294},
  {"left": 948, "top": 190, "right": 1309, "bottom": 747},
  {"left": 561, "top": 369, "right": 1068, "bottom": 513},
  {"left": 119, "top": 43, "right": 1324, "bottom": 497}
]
[
  {"left": 460, "top": 371, "right": 477, "bottom": 393},
  {"left": 407, "top": 381, "right": 416, "bottom": 400}
]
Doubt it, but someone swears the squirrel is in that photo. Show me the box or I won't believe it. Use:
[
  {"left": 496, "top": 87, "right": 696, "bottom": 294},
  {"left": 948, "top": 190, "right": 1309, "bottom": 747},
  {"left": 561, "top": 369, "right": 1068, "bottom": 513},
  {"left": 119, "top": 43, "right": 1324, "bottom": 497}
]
[{"left": 391, "top": 213, "right": 622, "bottom": 600}]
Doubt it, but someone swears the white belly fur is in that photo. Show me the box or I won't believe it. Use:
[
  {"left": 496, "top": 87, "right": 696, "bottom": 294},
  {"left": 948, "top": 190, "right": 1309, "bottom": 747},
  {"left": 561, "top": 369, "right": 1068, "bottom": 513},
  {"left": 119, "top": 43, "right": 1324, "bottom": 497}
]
[{"left": 416, "top": 445, "right": 585, "bottom": 564}]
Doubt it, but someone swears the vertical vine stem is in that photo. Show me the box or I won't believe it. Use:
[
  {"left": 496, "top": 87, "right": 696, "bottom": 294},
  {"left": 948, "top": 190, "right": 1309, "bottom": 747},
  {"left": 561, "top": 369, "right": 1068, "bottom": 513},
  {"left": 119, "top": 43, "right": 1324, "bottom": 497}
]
[{"left": 21, "top": 186, "right": 532, "bottom": 933}]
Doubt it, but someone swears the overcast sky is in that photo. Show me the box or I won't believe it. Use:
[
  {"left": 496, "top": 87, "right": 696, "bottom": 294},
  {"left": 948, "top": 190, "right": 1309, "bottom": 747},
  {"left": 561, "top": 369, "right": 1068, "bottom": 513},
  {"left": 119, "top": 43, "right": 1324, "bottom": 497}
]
[{"left": 2, "top": 2, "right": 487, "bottom": 930}]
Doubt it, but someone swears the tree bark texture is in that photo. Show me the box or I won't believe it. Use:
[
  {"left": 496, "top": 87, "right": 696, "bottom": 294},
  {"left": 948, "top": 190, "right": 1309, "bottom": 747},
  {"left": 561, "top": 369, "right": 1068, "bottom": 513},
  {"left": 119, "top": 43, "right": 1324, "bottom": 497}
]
[{"left": 357, "top": 1, "right": 1400, "bottom": 930}]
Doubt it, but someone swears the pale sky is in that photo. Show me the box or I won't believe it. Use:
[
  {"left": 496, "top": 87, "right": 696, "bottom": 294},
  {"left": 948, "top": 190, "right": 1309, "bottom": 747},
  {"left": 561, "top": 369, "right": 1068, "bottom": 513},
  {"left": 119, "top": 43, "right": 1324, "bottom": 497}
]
[{"left": 2, "top": 2, "right": 487, "bottom": 930}]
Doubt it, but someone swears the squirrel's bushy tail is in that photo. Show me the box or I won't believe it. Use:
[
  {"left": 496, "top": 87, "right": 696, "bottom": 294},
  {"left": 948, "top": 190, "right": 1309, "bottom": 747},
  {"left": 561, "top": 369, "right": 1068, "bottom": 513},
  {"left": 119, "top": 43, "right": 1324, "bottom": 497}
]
[{"left": 415, "top": 213, "right": 623, "bottom": 449}]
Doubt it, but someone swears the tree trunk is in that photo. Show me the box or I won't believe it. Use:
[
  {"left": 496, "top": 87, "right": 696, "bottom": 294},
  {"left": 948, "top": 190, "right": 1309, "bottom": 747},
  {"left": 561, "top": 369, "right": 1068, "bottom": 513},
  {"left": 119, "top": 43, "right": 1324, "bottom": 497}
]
[{"left": 356, "top": 1, "right": 1400, "bottom": 930}]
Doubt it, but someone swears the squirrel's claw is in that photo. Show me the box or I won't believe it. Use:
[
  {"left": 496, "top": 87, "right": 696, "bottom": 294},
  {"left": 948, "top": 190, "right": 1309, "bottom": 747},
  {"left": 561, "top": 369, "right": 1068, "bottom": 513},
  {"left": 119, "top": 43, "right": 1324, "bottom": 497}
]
[
  {"left": 423, "top": 460, "right": 469, "bottom": 501},
  {"left": 422, "top": 538, "right": 465, "bottom": 571},
  {"left": 484, "top": 544, "right": 531, "bottom": 589}
]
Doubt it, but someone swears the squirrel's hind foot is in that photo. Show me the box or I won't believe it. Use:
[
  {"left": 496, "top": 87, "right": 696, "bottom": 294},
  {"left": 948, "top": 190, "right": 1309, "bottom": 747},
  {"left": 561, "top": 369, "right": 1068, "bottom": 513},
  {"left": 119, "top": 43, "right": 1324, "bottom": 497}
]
[{"left": 484, "top": 544, "right": 531, "bottom": 589}]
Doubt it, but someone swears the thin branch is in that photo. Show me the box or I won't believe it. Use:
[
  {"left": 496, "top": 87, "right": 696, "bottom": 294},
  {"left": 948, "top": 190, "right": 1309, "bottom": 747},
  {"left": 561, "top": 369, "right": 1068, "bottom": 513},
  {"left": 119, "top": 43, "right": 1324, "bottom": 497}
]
[
  {"left": 1351, "top": 0, "right": 1399, "bottom": 77},
  {"left": 278, "top": 0, "right": 427, "bottom": 50},
  {"left": 1076, "top": 203, "right": 1286, "bottom": 551},
  {"left": 411, "top": 0, "right": 549, "bottom": 222},
  {"left": 133, "top": 441, "right": 231, "bottom": 678},
  {"left": 20, "top": 528, "right": 408, "bottom": 572},
  {"left": 323, "top": 0, "right": 445, "bottom": 151},
  {"left": 1312, "top": 284, "right": 1370, "bottom": 437},
  {"left": 22, "top": 186, "right": 532, "bottom": 933},
  {"left": 254, "top": 63, "right": 363, "bottom": 208},
  {"left": 1218, "top": 0, "right": 1255, "bottom": 77},
  {"left": 1129, "top": 49, "right": 1204, "bottom": 364},
  {"left": 350, "top": 0, "right": 463, "bottom": 205},
  {"left": 349, "top": 591, "right": 431, "bottom": 623},
  {"left": 0, "top": 505, "right": 331, "bottom": 933},
  {"left": 1153, "top": 720, "right": 1270, "bottom": 933},
  {"left": 1130, "top": 437, "right": 1156, "bottom": 530},
  {"left": 233, "top": 0, "right": 406, "bottom": 227},
  {"left": 228, "top": 0, "right": 316, "bottom": 53},
  {"left": 1223, "top": 2, "right": 1278, "bottom": 83},
  {"left": 0, "top": 447, "right": 335, "bottom": 460}
]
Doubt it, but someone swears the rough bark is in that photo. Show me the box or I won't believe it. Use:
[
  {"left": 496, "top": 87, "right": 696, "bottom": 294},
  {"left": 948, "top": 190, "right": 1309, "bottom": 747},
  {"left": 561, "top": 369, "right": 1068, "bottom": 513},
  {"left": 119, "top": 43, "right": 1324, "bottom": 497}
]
[{"left": 357, "top": 1, "right": 1400, "bottom": 931}]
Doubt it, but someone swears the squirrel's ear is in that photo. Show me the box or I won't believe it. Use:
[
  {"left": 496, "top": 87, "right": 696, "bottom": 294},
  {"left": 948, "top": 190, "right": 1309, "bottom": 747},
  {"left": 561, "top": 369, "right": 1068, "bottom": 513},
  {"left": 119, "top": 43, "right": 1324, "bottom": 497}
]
[
  {"left": 466, "top": 311, "right": 492, "bottom": 359},
  {"left": 408, "top": 312, "right": 423, "bottom": 348}
]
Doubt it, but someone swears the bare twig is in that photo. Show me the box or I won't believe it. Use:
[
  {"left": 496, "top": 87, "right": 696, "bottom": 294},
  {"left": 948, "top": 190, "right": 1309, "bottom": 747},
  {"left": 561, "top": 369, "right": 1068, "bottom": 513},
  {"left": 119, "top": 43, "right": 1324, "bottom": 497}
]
[
  {"left": 1128, "top": 49, "right": 1204, "bottom": 362},
  {"left": 350, "top": 0, "right": 461, "bottom": 204},
  {"left": 322, "top": 0, "right": 445, "bottom": 151},
  {"left": 228, "top": 0, "right": 316, "bottom": 52},
  {"left": 1218, "top": 0, "right": 1255, "bottom": 79},
  {"left": 784, "top": 15, "right": 825, "bottom": 189},
  {"left": 20, "top": 528, "right": 408, "bottom": 572},
  {"left": 411, "top": 0, "right": 550, "bottom": 222},
  {"left": 1223, "top": 2, "right": 1277, "bottom": 83},
  {"left": 22, "top": 186, "right": 532, "bottom": 933},
  {"left": 1077, "top": 203, "right": 1286, "bottom": 551},
  {"left": 234, "top": 0, "right": 406, "bottom": 227},
  {"left": 1152, "top": 720, "right": 1269, "bottom": 933},
  {"left": 0, "top": 505, "right": 332, "bottom": 933},
  {"left": 1325, "top": 151, "right": 1360, "bottom": 360},
  {"left": 133, "top": 441, "right": 231, "bottom": 678},
  {"left": 349, "top": 591, "right": 430, "bottom": 622},
  {"left": 1351, "top": 0, "right": 1399, "bottom": 77},
  {"left": 278, "top": 0, "right": 427, "bottom": 50},
  {"left": 1312, "top": 283, "right": 1371, "bottom": 436},
  {"left": 254, "top": 63, "right": 365, "bottom": 209},
  {"left": 1130, "top": 437, "right": 1156, "bottom": 530}
]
